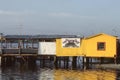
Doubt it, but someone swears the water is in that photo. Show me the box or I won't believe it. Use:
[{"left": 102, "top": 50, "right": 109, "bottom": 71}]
[{"left": 0, "top": 62, "right": 119, "bottom": 80}]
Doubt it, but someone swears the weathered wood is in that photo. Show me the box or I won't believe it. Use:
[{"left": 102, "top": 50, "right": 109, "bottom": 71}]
[{"left": 72, "top": 56, "right": 77, "bottom": 69}]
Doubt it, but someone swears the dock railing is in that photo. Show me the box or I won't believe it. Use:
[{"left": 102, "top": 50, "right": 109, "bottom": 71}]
[{"left": 2, "top": 48, "right": 38, "bottom": 54}]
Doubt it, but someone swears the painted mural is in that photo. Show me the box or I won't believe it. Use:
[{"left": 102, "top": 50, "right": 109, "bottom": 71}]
[{"left": 62, "top": 38, "right": 80, "bottom": 48}]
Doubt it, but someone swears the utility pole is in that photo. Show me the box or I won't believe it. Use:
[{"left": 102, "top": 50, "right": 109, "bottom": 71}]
[{"left": 0, "top": 33, "right": 3, "bottom": 54}]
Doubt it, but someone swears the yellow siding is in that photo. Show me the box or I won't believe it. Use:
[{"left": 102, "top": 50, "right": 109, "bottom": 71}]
[
  {"left": 56, "top": 33, "right": 117, "bottom": 57},
  {"left": 84, "top": 34, "right": 116, "bottom": 57},
  {"left": 56, "top": 39, "right": 84, "bottom": 56}
]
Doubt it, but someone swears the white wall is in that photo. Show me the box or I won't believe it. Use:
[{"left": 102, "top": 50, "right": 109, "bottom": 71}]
[{"left": 38, "top": 42, "right": 56, "bottom": 55}]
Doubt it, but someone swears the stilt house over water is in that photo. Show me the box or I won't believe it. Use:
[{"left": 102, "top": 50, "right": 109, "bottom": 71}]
[
  {"left": 56, "top": 33, "right": 117, "bottom": 57},
  {"left": 0, "top": 33, "right": 117, "bottom": 58},
  {"left": 81, "top": 33, "right": 117, "bottom": 57}
]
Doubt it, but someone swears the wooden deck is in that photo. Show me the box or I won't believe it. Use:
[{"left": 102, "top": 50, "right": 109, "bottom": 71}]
[
  {"left": 1, "top": 54, "right": 38, "bottom": 56},
  {"left": 1, "top": 48, "right": 38, "bottom": 54}
]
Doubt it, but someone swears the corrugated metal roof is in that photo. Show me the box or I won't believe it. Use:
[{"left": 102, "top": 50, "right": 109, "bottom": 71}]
[
  {"left": 85, "top": 33, "right": 116, "bottom": 39},
  {"left": 5, "top": 35, "right": 80, "bottom": 39}
]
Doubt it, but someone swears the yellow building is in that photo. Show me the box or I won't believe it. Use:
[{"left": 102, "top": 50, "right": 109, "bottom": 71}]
[
  {"left": 82, "top": 33, "right": 117, "bottom": 57},
  {"left": 56, "top": 33, "right": 117, "bottom": 57},
  {"left": 56, "top": 38, "right": 84, "bottom": 56}
]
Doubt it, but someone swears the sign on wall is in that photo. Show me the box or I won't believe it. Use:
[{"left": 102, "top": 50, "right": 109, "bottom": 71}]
[
  {"left": 38, "top": 42, "right": 56, "bottom": 55},
  {"left": 62, "top": 38, "right": 80, "bottom": 48}
]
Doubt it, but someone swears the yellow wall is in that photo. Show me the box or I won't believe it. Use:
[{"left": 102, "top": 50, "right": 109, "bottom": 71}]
[
  {"left": 83, "top": 34, "right": 116, "bottom": 57},
  {"left": 56, "top": 33, "right": 117, "bottom": 57},
  {"left": 56, "top": 39, "right": 84, "bottom": 56}
]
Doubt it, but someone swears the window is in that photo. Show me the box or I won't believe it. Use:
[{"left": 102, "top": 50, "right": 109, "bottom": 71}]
[{"left": 97, "top": 42, "right": 105, "bottom": 50}]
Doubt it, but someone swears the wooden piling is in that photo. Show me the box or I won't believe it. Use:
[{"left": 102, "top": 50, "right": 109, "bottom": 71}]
[
  {"left": 86, "top": 57, "right": 89, "bottom": 69},
  {"left": 54, "top": 56, "right": 58, "bottom": 68},
  {"left": 100, "top": 57, "right": 104, "bottom": 64},
  {"left": 42, "top": 56, "right": 45, "bottom": 67},
  {"left": 82, "top": 57, "right": 90, "bottom": 69},
  {"left": 63, "top": 57, "right": 65, "bottom": 68},
  {"left": 1, "top": 56, "right": 5, "bottom": 67},
  {"left": 58, "top": 57, "right": 61, "bottom": 68},
  {"left": 0, "top": 56, "right": 1, "bottom": 66},
  {"left": 40, "top": 56, "right": 43, "bottom": 67},
  {"left": 83, "top": 57, "right": 86, "bottom": 69},
  {"left": 114, "top": 56, "right": 117, "bottom": 64},
  {"left": 90, "top": 57, "right": 92, "bottom": 67},
  {"left": 66, "top": 57, "right": 69, "bottom": 69},
  {"left": 72, "top": 56, "right": 77, "bottom": 69}
]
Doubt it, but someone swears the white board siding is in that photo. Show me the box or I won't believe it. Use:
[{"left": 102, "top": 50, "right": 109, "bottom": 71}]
[{"left": 38, "top": 42, "right": 56, "bottom": 55}]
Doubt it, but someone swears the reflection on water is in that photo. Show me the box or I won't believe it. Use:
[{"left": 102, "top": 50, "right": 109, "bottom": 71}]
[
  {"left": 54, "top": 69, "right": 117, "bottom": 80},
  {"left": 0, "top": 62, "right": 119, "bottom": 80}
]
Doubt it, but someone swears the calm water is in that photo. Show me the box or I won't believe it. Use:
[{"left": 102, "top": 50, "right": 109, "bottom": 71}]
[{"left": 0, "top": 62, "right": 120, "bottom": 80}]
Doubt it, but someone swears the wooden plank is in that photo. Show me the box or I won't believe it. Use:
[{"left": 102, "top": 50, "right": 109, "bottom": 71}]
[{"left": 1, "top": 54, "right": 38, "bottom": 56}]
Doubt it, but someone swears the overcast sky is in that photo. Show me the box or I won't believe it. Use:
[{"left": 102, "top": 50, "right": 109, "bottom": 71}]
[{"left": 0, "top": 0, "right": 120, "bottom": 36}]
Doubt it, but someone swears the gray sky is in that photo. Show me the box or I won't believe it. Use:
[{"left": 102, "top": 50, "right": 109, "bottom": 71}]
[{"left": 0, "top": 0, "right": 120, "bottom": 36}]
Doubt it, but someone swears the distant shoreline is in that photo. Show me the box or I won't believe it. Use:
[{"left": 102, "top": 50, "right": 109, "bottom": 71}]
[{"left": 95, "top": 64, "right": 120, "bottom": 70}]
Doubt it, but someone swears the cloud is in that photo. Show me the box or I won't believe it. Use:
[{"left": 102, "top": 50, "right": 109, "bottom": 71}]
[
  {"left": 0, "top": 10, "right": 35, "bottom": 16},
  {"left": 48, "top": 12, "right": 96, "bottom": 19},
  {"left": 48, "top": 12, "right": 73, "bottom": 17}
]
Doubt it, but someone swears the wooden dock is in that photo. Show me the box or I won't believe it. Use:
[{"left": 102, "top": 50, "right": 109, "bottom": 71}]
[{"left": 0, "top": 34, "right": 118, "bottom": 69}]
